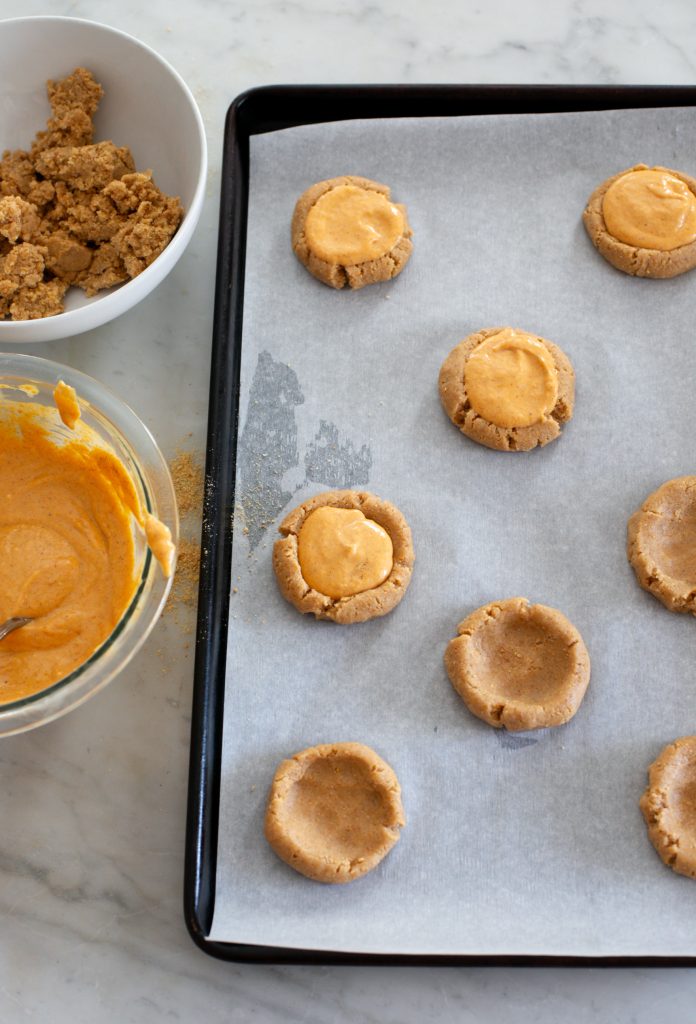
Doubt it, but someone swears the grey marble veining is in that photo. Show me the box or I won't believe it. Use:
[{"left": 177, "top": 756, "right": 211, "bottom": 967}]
[{"left": 1, "top": 0, "right": 696, "bottom": 1020}]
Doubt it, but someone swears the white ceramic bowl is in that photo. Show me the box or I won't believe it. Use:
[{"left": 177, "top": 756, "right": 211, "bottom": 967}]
[{"left": 0, "top": 16, "right": 207, "bottom": 343}]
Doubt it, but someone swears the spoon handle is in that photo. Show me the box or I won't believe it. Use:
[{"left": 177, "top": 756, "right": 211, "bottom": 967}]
[{"left": 0, "top": 617, "right": 33, "bottom": 641}]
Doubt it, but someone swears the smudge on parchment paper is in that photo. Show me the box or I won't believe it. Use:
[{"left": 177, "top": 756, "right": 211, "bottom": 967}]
[{"left": 238, "top": 351, "right": 372, "bottom": 550}]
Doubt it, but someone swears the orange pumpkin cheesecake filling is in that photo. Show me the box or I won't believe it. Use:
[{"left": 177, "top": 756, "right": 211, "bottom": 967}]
[
  {"left": 297, "top": 506, "right": 394, "bottom": 599},
  {"left": 602, "top": 167, "right": 696, "bottom": 251},
  {"left": 303, "top": 184, "right": 405, "bottom": 265},
  {"left": 463, "top": 328, "right": 559, "bottom": 428},
  {"left": 0, "top": 392, "right": 173, "bottom": 703}
]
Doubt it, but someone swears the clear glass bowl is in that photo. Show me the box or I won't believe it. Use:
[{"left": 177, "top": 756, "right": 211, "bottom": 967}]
[{"left": 0, "top": 352, "right": 178, "bottom": 735}]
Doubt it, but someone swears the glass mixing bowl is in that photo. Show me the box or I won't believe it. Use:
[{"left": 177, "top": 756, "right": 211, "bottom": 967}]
[{"left": 0, "top": 352, "right": 178, "bottom": 735}]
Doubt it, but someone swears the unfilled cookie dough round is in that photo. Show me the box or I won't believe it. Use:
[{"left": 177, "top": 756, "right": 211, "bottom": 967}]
[
  {"left": 444, "top": 597, "right": 591, "bottom": 731},
  {"left": 627, "top": 476, "right": 696, "bottom": 615},
  {"left": 438, "top": 327, "right": 575, "bottom": 452},
  {"left": 583, "top": 164, "right": 696, "bottom": 278},
  {"left": 264, "top": 742, "right": 406, "bottom": 884},
  {"left": 640, "top": 736, "right": 696, "bottom": 880},
  {"left": 291, "top": 175, "right": 413, "bottom": 289},
  {"left": 273, "top": 489, "right": 414, "bottom": 624}
]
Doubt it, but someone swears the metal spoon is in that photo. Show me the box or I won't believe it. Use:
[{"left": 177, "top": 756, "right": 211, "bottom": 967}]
[{"left": 0, "top": 617, "right": 33, "bottom": 641}]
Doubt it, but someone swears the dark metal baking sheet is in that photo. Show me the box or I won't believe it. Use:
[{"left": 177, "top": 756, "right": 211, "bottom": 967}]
[{"left": 185, "top": 84, "right": 696, "bottom": 965}]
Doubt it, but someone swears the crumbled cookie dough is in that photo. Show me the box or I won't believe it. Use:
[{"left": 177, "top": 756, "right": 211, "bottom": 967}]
[
  {"left": 0, "top": 67, "right": 184, "bottom": 321},
  {"left": 108, "top": 173, "right": 184, "bottom": 278},
  {"left": 264, "top": 742, "right": 406, "bottom": 884},
  {"left": 10, "top": 280, "right": 68, "bottom": 321},
  {"left": 34, "top": 141, "right": 135, "bottom": 192},
  {"left": 29, "top": 66, "right": 103, "bottom": 158},
  {"left": 0, "top": 242, "right": 45, "bottom": 290},
  {"left": 76, "top": 242, "right": 127, "bottom": 296},
  {"left": 0, "top": 196, "right": 40, "bottom": 243}
]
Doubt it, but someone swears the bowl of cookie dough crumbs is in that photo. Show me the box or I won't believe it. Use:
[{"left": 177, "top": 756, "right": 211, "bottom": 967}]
[{"left": 0, "top": 16, "right": 207, "bottom": 342}]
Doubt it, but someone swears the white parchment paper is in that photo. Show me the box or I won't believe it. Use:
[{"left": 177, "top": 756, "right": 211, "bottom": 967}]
[{"left": 209, "top": 107, "right": 696, "bottom": 955}]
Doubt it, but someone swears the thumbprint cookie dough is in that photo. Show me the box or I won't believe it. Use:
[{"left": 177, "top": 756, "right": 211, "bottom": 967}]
[
  {"left": 583, "top": 164, "right": 696, "bottom": 278},
  {"left": 640, "top": 736, "right": 696, "bottom": 880},
  {"left": 291, "top": 175, "right": 413, "bottom": 289},
  {"left": 627, "top": 476, "right": 696, "bottom": 615},
  {"left": 273, "top": 490, "right": 414, "bottom": 624},
  {"left": 444, "top": 598, "right": 591, "bottom": 731},
  {"left": 264, "top": 742, "right": 405, "bottom": 884},
  {"left": 438, "top": 327, "right": 575, "bottom": 452}
]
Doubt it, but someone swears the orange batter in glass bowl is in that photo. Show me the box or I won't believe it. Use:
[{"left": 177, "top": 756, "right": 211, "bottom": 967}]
[{"left": 0, "top": 354, "right": 177, "bottom": 732}]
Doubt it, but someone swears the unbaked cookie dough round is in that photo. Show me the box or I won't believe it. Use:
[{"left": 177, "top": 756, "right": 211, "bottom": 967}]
[
  {"left": 273, "top": 489, "right": 414, "bottom": 624},
  {"left": 583, "top": 164, "right": 696, "bottom": 278},
  {"left": 444, "top": 597, "right": 591, "bottom": 731},
  {"left": 438, "top": 327, "right": 575, "bottom": 452},
  {"left": 640, "top": 736, "right": 696, "bottom": 880},
  {"left": 291, "top": 175, "right": 413, "bottom": 289},
  {"left": 627, "top": 476, "right": 696, "bottom": 615},
  {"left": 264, "top": 741, "right": 406, "bottom": 884}
]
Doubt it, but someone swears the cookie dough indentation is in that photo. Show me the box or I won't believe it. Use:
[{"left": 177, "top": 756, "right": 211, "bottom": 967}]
[
  {"left": 438, "top": 327, "right": 575, "bottom": 452},
  {"left": 464, "top": 328, "right": 559, "bottom": 428},
  {"left": 444, "top": 597, "right": 591, "bottom": 731},
  {"left": 583, "top": 163, "right": 696, "bottom": 278},
  {"left": 627, "top": 476, "right": 696, "bottom": 614},
  {"left": 291, "top": 175, "right": 413, "bottom": 289},
  {"left": 602, "top": 168, "right": 696, "bottom": 251},
  {"left": 264, "top": 741, "right": 406, "bottom": 884},
  {"left": 273, "top": 489, "right": 414, "bottom": 624},
  {"left": 640, "top": 736, "right": 696, "bottom": 880},
  {"left": 297, "top": 506, "right": 393, "bottom": 599},
  {"left": 304, "top": 184, "right": 405, "bottom": 265}
]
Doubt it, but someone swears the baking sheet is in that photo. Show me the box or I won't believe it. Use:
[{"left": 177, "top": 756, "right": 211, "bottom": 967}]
[{"left": 209, "top": 107, "right": 696, "bottom": 955}]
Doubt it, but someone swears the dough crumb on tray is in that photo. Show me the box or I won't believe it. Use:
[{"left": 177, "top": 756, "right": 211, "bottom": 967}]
[{"left": 0, "top": 67, "right": 184, "bottom": 320}]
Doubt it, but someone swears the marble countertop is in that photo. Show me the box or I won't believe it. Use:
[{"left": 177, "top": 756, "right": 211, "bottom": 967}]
[{"left": 1, "top": 0, "right": 695, "bottom": 1019}]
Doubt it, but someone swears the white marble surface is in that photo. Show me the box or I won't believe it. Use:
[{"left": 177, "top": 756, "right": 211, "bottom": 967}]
[{"left": 1, "top": 0, "right": 695, "bottom": 1019}]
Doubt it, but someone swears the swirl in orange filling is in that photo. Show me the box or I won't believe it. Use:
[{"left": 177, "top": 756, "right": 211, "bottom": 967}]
[
  {"left": 602, "top": 167, "right": 696, "bottom": 251},
  {"left": 304, "top": 185, "right": 404, "bottom": 265},
  {"left": 297, "top": 506, "right": 393, "bottom": 599},
  {"left": 464, "top": 329, "right": 559, "bottom": 428}
]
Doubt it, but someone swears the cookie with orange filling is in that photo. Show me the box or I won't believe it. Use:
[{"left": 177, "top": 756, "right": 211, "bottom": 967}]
[
  {"left": 438, "top": 326, "right": 575, "bottom": 452},
  {"left": 291, "top": 175, "right": 413, "bottom": 289},
  {"left": 272, "top": 489, "right": 414, "bottom": 624},
  {"left": 583, "top": 164, "right": 696, "bottom": 278}
]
